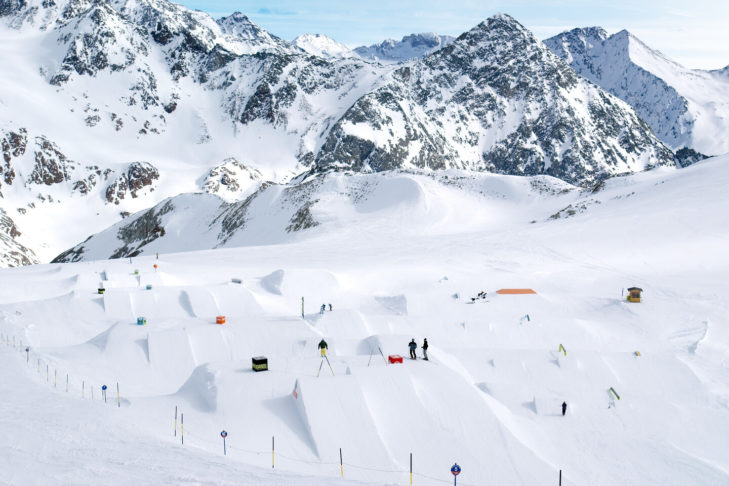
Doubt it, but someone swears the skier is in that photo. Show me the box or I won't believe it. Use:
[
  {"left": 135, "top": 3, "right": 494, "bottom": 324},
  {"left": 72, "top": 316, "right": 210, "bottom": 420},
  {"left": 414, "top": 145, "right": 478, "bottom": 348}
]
[
  {"left": 408, "top": 339, "right": 417, "bottom": 359},
  {"left": 320, "top": 304, "right": 326, "bottom": 315},
  {"left": 318, "top": 339, "right": 328, "bottom": 357},
  {"left": 328, "top": 303, "right": 332, "bottom": 311},
  {"left": 422, "top": 338, "right": 429, "bottom": 360},
  {"left": 562, "top": 401, "right": 567, "bottom": 416}
]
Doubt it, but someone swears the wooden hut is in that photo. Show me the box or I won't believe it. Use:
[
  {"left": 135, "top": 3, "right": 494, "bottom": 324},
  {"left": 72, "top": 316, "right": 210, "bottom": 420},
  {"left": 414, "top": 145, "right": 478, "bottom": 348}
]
[{"left": 626, "top": 287, "right": 643, "bottom": 303}]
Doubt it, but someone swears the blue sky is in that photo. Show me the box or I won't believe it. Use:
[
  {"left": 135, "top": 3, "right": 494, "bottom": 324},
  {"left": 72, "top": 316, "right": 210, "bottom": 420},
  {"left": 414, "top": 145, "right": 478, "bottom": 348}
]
[{"left": 176, "top": 0, "right": 728, "bottom": 69}]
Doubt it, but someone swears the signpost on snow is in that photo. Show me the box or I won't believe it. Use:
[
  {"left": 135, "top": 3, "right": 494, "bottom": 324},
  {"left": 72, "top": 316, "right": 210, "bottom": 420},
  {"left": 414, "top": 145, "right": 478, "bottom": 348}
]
[
  {"left": 25, "top": 347, "right": 29, "bottom": 363},
  {"left": 221, "top": 430, "right": 228, "bottom": 455},
  {"left": 451, "top": 463, "right": 461, "bottom": 485},
  {"left": 301, "top": 297, "right": 305, "bottom": 319},
  {"left": 102, "top": 384, "right": 107, "bottom": 403}
]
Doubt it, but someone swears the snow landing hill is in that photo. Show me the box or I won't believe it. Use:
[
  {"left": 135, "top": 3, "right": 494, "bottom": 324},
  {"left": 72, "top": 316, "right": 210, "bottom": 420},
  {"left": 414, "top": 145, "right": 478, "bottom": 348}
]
[
  {"left": 0, "top": 0, "right": 677, "bottom": 267},
  {"left": 544, "top": 27, "right": 729, "bottom": 157},
  {"left": 2, "top": 154, "right": 729, "bottom": 485}
]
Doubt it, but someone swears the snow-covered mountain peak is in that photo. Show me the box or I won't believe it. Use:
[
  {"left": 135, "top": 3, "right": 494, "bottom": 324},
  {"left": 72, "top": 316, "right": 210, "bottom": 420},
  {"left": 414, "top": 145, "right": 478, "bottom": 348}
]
[
  {"left": 292, "top": 33, "right": 354, "bottom": 59},
  {"left": 543, "top": 26, "right": 607, "bottom": 63},
  {"left": 353, "top": 31, "right": 455, "bottom": 63},
  {"left": 545, "top": 27, "right": 729, "bottom": 155},
  {"left": 215, "top": 10, "right": 287, "bottom": 50}
]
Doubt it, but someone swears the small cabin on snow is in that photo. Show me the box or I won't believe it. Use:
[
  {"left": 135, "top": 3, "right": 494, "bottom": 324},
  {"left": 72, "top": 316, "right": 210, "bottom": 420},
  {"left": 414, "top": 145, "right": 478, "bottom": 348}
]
[{"left": 626, "top": 287, "right": 643, "bottom": 303}]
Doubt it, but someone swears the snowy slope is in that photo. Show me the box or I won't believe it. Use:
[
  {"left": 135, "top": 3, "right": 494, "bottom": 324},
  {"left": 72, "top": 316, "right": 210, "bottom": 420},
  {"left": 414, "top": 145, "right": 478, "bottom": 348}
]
[
  {"left": 545, "top": 28, "right": 729, "bottom": 156},
  {"left": 293, "top": 33, "right": 356, "bottom": 59},
  {"left": 1, "top": 154, "right": 729, "bottom": 485},
  {"left": 354, "top": 32, "right": 455, "bottom": 63}
]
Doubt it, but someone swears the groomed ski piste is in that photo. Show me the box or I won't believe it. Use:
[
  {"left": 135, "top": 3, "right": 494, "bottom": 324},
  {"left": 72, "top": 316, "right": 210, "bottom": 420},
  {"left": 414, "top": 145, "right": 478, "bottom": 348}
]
[{"left": 1, "top": 155, "right": 729, "bottom": 485}]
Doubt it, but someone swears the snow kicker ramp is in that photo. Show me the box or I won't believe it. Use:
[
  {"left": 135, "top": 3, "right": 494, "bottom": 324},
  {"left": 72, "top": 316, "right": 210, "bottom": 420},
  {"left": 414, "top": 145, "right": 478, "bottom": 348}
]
[
  {"left": 295, "top": 363, "right": 552, "bottom": 484},
  {"left": 102, "top": 285, "right": 261, "bottom": 321},
  {"left": 353, "top": 363, "right": 553, "bottom": 484},
  {"left": 293, "top": 375, "right": 393, "bottom": 468}
]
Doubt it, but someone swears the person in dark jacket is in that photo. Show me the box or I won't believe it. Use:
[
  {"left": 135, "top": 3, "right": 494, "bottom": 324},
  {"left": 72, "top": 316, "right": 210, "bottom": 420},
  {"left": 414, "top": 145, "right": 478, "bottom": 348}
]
[
  {"left": 562, "top": 401, "right": 567, "bottom": 416},
  {"left": 318, "top": 339, "right": 328, "bottom": 357},
  {"left": 408, "top": 339, "right": 417, "bottom": 359},
  {"left": 422, "top": 338, "right": 429, "bottom": 360}
]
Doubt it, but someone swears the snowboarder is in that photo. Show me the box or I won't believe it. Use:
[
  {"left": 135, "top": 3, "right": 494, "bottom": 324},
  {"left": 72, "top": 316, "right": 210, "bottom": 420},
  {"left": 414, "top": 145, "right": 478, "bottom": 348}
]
[
  {"left": 328, "top": 303, "right": 332, "bottom": 311},
  {"left": 408, "top": 339, "right": 417, "bottom": 359},
  {"left": 562, "top": 401, "right": 567, "bottom": 416},
  {"left": 318, "top": 339, "right": 328, "bottom": 357},
  {"left": 422, "top": 338, "right": 429, "bottom": 360},
  {"left": 320, "top": 304, "right": 326, "bottom": 315}
]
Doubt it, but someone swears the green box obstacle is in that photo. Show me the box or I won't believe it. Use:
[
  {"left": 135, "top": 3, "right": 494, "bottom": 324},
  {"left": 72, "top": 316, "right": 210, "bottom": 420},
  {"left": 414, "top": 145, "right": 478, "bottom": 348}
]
[{"left": 252, "top": 356, "right": 268, "bottom": 372}]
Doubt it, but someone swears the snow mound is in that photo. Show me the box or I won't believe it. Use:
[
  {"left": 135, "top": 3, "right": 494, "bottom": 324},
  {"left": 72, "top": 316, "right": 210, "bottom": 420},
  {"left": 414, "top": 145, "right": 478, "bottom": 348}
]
[
  {"left": 260, "top": 269, "right": 284, "bottom": 295},
  {"left": 374, "top": 295, "right": 408, "bottom": 316},
  {"left": 175, "top": 365, "right": 219, "bottom": 412}
]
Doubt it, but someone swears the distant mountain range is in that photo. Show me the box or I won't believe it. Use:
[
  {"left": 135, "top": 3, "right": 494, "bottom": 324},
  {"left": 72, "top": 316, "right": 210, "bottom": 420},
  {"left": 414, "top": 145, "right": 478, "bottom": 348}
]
[
  {"left": 0, "top": 0, "right": 725, "bottom": 268},
  {"left": 353, "top": 33, "right": 456, "bottom": 62}
]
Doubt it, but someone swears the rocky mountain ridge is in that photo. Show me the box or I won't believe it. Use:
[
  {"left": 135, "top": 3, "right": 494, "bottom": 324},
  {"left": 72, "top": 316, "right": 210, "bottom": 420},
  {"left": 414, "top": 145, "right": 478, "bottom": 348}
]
[
  {"left": 0, "top": 0, "right": 682, "bottom": 266},
  {"left": 353, "top": 32, "right": 455, "bottom": 63},
  {"left": 544, "top": 27, "right": 729, "bottom": 156}
]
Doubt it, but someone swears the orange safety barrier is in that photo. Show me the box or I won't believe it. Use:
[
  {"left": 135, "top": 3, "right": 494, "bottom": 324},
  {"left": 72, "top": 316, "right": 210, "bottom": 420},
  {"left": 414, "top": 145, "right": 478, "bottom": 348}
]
[{"left": 496, "top": 289, "right": 537, "bottom": 295}]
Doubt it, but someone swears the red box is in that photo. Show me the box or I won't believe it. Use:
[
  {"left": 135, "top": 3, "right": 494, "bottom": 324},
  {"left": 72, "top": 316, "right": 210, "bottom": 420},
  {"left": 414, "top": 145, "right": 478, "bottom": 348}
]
[{"left": 388, "top": 355, "right": 403, "bottom": 364}]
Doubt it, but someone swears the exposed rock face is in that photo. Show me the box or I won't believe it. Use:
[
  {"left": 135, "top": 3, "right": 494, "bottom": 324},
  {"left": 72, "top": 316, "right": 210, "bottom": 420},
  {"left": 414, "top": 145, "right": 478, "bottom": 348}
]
[
  {"left": 108, "top": 199, "right": 170, "bottom": 258},
  {"left": 314, "top": 15, "right": 675, "bottom": 186},
  {"left": 105, "top": 161, "right": 159, "bottom": 204},
  {"left": 28, "top": 136, "right": 74, "bottom": 185},
  {"left": 0, "top": 208, "right": 38, "bottom": 266},
  {"left": 202, "top": 158, "right": 262, "bottom": 200},
  {"left": 675, "top": 147, "right": 709, "bottom": 167},
  {"left": 1, "top": 128, "right": 26, "bottom": 186}
]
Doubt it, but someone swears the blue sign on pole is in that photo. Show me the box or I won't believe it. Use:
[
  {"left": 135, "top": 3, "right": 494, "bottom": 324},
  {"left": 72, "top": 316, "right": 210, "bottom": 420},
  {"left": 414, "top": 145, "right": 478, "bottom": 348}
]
[
  {"left": 221, "top": 430, "right": 228, "bottom": 455},
  {"left": 451, "top": 463, "right": 461, "bottom": 485}
]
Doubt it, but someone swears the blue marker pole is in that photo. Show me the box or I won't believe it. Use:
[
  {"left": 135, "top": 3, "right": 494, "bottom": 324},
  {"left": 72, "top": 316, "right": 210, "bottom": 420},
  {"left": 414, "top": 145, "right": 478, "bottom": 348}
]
[
  {"left": 451, "top": 463, "right": 461, "bottom": 486},
  {"left": 102, "top": 385, "right": 107, "bottom": 403},
  {"left": 221, "top": 430, "right": 228, "bottom": 455}
]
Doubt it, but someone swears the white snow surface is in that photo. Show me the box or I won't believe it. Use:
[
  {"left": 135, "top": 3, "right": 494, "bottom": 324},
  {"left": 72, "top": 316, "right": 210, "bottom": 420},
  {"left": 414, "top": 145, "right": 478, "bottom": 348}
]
[{"left": 2, "top": 155, "right": 729, "bottom": 485}]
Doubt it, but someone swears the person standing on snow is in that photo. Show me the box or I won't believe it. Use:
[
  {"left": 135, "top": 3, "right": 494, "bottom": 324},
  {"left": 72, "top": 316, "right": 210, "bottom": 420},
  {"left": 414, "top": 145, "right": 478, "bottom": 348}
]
[
  {"left": 562, "top": 401, "right": 567, "bottom": 416},
  {"left": 422, "top": 338, "right": 429, "bottom": 360},
  {"left": 318, "top": 339, "right": 328, "bottom": 357},
  {"left": 320, "top": 304, "right": 326, "bottom": 315},
  {"left": 408, "top": 339, "right": 417, "bottom": 359},
  {"left": 328, "top": 303, "right": 332, "bottom": 311}
]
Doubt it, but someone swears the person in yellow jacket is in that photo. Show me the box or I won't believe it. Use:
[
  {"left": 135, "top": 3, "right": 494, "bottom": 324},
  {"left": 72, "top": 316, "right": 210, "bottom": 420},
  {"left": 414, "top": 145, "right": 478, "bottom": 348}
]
[{"left": 318, "top": 339, "right": 328, "bottom": 357}]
